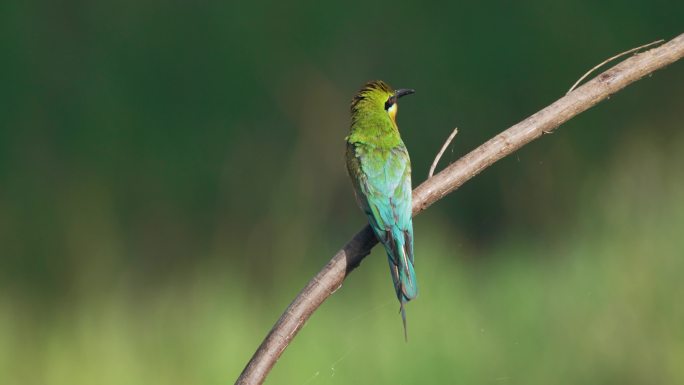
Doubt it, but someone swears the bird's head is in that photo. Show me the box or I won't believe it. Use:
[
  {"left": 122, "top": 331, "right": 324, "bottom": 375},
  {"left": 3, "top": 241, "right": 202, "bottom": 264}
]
[{"left": 350, "top": 80, "right": 415, "bottom": 126}]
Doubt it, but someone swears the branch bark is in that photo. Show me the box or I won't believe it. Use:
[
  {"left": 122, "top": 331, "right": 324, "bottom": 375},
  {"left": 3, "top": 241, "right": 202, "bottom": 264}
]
[{"left": 236, "top": 33, "right": 684, "bottom": 385}]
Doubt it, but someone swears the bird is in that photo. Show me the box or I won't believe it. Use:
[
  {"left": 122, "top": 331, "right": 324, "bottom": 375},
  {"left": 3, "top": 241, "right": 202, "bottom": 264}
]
[{"left": 345, "top": 80, "right": 417, "bottom": 339}]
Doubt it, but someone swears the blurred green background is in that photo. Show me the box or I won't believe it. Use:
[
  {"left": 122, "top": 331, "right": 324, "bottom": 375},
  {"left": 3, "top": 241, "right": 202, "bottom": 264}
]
[{"left": 1, "top": 1, "right": 683, "bottom": 384}]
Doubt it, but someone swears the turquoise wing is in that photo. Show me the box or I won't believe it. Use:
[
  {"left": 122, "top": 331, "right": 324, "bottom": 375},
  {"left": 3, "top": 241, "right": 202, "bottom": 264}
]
[{"left": 347, "top": 142, "right": 417, "bottom": 303}]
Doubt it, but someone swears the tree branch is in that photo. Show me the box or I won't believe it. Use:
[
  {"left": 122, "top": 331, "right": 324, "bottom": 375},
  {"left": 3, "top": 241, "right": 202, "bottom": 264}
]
[
  {"left": 566, "top": 39, "right": 664, "bottom": 94},
  {"left": 236, "top": 33, "right": 684, "bottom": 385}
]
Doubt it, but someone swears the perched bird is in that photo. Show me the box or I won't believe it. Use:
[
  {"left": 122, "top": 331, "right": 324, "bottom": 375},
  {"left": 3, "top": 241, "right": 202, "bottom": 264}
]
[{"left": 345, "top": 80, "right": 417, "bottom": 339}]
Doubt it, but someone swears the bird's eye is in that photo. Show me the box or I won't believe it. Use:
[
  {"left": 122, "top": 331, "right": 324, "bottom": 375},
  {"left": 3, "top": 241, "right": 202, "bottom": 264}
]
[{"left": 384, "top": 96, "right": 396, "bottom": 110}]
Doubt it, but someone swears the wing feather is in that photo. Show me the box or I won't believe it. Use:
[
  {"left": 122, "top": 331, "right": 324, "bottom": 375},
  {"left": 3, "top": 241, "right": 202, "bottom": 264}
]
[{"left": 347, "top": 141, "right": 416, "bottom": 300}]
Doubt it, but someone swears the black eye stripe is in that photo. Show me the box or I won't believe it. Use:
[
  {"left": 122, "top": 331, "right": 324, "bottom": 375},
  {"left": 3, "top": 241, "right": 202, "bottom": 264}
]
[{"left": 384, "top": 96, "right": 397, "bottom": 110}]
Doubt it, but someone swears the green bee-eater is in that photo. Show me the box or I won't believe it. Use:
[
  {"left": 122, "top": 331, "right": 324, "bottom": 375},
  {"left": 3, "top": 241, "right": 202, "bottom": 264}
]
[{"left": 345, "top": 80, "right": 417, "bottom": 339}]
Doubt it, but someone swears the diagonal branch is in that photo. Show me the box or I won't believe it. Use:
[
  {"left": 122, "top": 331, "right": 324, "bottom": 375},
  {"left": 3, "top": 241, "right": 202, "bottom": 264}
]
[
  {"left": 566, "top": 39, "right": 665, "bottom": 94},
  {"left": 236, "top": 33, "right": 684, "bottom": 385}
]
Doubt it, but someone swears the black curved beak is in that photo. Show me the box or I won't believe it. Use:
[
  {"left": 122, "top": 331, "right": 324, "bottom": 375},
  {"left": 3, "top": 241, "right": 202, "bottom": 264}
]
[{"left": 395, "top": 88, "right": 415, "bottom": 99}]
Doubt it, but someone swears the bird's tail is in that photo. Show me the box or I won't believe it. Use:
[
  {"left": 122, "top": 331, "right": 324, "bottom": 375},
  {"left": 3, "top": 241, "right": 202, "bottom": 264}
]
[
  {"left": 398, "top": 255, "right": 418, "bottom": 300},
  {"left": 386, "top": 228, "right": 417, "bottom": 301},
  {"left": 400, "top": 299, "right": 408, "bottom": 342},
  {"left": 385, "top": 228, "right": 417, "bottom": 340},
  {"left": 396, "top": 265, "right": 415, "bottom": 341}
]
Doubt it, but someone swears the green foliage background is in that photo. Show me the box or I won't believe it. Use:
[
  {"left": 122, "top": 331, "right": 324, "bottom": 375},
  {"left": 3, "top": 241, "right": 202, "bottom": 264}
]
[{"left": 1, "top": 1, "right": 683, "bottom": 384}]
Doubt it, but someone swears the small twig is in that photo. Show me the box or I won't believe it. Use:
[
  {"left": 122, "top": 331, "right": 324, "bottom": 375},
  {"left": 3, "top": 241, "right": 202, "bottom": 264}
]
[
  {"left": 566, "top": 39, "right": 665, "bottom": 94},
  {"left": 428, "top": 127, "right": 458, "bottom": 178}
]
